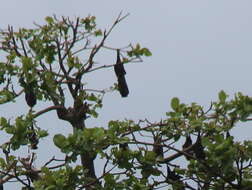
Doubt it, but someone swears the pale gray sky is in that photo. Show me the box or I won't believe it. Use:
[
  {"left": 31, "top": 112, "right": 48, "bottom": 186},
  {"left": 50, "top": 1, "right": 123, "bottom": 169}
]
[{"left": 1, "top": 1, "right": 252, "bottom": 189}]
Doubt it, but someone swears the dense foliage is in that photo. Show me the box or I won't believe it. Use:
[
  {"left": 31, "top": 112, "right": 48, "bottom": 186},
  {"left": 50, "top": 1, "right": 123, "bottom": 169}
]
[{"left": 0, "top": 14, "right": 252, "bottom": 190}]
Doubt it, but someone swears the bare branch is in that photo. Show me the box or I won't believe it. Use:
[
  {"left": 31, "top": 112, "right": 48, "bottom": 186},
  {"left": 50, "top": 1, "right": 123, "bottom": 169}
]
[{"left": 33, "top": 105, "right": 65, "bottom": 118}]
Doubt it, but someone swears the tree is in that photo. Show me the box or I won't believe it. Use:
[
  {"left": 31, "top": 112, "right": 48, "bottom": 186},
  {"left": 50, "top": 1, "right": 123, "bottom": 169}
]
[{"left": 0, "top": 14, "right": 252, "bottom": 190}]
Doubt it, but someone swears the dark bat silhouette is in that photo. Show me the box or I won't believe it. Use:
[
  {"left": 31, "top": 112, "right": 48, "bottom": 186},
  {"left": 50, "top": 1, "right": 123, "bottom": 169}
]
[
  {"left": 28, "top": 123, "right": 39, "bottom": 149},
  {"left": 182, "top": 135, "right": 193, "bottom": 160},
  {"left": 20, "top": 76, "right": 37, "bottom": 108},
  {"left": 167, "top": 166, "right": 182, "bottom": 181},
  {"left": 117, "top": 76, "right": 129, "bottom": 97},
  {"left": 119, "top": 143, "right": 129, "bottom": 151},
  {"left": 114, "top": 50, "right": 129, "bottom": 97},
  {"left": 193, "top": 133, "right": 205, "bottom": 160},
  {"left": 153, "top": 134, "right": 163, "bottom": 158},
  {"left": 226, "top": 131, "right": 231, "bottom": 139},
  {"left": 25, "top": 87, "right": 37, "bottom": 108},
  {"left": 166, "top": 166, "right": 185, "bottom": 190}
]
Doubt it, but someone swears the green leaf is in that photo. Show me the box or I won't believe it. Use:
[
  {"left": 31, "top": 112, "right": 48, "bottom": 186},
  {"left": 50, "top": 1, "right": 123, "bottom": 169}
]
[
  {"left": 142, "top": 48, "right": 152, "bottom": 56},
  {"left": 87, "top": 93, "right": 97, "bottom": 102},
  {"left": 144, "top": 151, "right": 156, "bottom": 163},
  {"left": 0, "top": 117, "right": 8, "bottom": 127},
  {"left": 219, "top": 90, "right": 227, "bottom": 103},
  {"left": 88, "top": 109, "right": 98, "bottom": 118},
  {"left": 0, "top": 158, "right": 6, "bottom": 168},
  {"left": 45, "top": 16, "right": 54, "bottom": 24},
  {"left": 21, "top": 56, "right": 34, "bottom": 72},
  {"left": 37, "top": 129, "right": 49, "bottom": 138},
  {"left": 94, "top": 29, "right": 102, "bottom": 36},
  {"left": 53, "top": 134, "right": 66, "bottom": 148},
  {"left": 171, "top": 97, "right": 180, "bottom": 111},
  {"left": 0, "top": 90, "right": 15, "bottom": 104}
]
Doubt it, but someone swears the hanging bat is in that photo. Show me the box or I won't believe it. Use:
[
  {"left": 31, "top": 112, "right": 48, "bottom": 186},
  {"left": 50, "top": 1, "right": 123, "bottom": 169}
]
[
  {"left": 20, "top": 76, "right": 37, "bottom": 108},
  {"left": 28, "top": 123, "right": 39, "bottom": 149},
  {"left": 114, "top": 50, "right": 129, "bottom": 97},
  {"left": 117, "top": 75, "right": 129, "bottom": 97},
  {"left": 193, "top": 133, "right": 205, "bottom": 160},
  {"left": 182, "top": 135, "right": 193, "bottom": 160},
  {"left": 153, "top": 134, "right": 163, "bottom": 158},
  {"left": 25, "top": 87, "right": 37, "bottom": 108},
  {"left": 167, "top": 166, "right": 182, "bottom": 181},
  {"left": 119, "top": 143, "right": 129, "bottom": 151},
  {"left": 166, "top": 166, "right": 185, "bottom": 190}
]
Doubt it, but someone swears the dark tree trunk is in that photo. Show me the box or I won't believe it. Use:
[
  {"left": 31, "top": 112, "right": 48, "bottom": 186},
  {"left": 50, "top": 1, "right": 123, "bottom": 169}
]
[
  {"left": 55, "top": 97, "right": 98, "bottom": 189},
  {"left": 73, "top": 120, "right": 98, "bottom": 190}
]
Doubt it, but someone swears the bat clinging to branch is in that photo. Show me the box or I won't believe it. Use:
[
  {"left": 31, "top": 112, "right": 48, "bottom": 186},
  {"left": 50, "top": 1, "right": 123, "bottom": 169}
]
[
  {"left": 19, "top": 76, "right": 37, "bottom": 108},
  {"left": 182, "top": 135, "right": 193, "bottom": 160},
  {"left": 114, "top": 49, "right": 129, "bottom": 97},
  {"left": 25, "top": 87, "right": 37, "bottom": 108}
]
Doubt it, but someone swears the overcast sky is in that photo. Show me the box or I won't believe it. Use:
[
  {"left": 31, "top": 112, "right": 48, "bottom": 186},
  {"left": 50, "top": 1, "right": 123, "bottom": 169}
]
[{"left": 1, "top": 1, "right": 252, "bottom": 189}]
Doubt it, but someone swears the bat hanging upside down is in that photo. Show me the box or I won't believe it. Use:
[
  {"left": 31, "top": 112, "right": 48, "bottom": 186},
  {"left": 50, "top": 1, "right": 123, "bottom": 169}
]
[
  {"left": 114, "top": 49, "right": 129, "bottom": 97},
  {"left": 25, "top": 87, "right": 37, "bottom": 108}
]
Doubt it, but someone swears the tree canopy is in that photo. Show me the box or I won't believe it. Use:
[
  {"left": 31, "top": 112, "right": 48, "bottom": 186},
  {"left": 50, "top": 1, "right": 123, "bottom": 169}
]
[{"left": 0, "top": 13, "right": 252, "bottom": 190}]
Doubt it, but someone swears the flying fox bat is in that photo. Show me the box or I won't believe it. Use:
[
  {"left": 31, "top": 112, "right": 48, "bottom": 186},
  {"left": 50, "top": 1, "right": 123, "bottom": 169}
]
[
  {"left": 114, "top": 50, "right": 129, "bottom": 97},
  {"left": 25, "top": 87, "right": 37, "bottom": 108}
]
